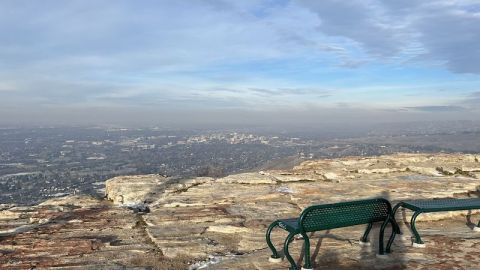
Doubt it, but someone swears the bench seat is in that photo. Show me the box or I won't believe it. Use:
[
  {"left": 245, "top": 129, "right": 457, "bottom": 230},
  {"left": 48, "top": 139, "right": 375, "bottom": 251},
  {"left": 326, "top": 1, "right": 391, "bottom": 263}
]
[
  {"left": 399, "top": 198, "right": 480, "bottom": 212},
  {"left": 278, "top": 218, "right": 300, "bottom": 233},
  {"left": 266, "top": 198, "right": 398, "bottom": 270},
  {"left": 392, "top": 198, "right": 480, "bottom": 248}
]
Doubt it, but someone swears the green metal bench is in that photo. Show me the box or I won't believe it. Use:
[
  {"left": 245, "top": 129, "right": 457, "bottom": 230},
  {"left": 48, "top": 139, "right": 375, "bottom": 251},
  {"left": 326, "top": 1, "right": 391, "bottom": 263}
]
[
  {"left": 391, "top": 198, "right": 480, "bottom": 248},
  {"left": 266, "top": 198, "right": 398, "bottom": 270}
]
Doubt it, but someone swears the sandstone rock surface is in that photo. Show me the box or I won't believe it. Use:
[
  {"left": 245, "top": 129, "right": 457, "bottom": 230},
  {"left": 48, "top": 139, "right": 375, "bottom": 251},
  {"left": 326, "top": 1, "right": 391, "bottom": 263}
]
[
  {"left": 0, "top": 195, "right": 188, "bottom": 270},
  {"left": 1, "top": 153, "right": 480, "bottom": 269},
  {"left": 105, "top": 174, "right": 170, "bottom": 205}
]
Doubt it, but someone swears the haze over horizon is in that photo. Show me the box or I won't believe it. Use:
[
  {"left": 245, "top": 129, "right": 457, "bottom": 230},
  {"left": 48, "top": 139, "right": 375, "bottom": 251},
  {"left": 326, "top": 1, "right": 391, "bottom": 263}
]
[{"left": 1, "top": 0, "right": 479, "bottom": 127}]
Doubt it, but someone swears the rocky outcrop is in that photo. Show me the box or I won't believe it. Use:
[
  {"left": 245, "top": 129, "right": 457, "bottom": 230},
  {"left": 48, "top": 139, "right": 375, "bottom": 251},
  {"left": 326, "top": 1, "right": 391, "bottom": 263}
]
[
  {"left": 0, "top": 195, "right": 188, "bottom": 270},
  {"left": 105, "top": 174, "right": 169, "bottom": 205},
  {"left": 1, "top": 153, "right": 480, "bottom": 269}
]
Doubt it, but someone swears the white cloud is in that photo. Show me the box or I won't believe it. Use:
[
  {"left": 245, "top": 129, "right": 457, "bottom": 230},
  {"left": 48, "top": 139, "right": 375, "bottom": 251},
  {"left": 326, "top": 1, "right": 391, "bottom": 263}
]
[
  {"left": 299, "top": 0, "right": 480, "bottom": 73},
  {"left": 0, "top": 0, "right": 479, "bottom": 125}
]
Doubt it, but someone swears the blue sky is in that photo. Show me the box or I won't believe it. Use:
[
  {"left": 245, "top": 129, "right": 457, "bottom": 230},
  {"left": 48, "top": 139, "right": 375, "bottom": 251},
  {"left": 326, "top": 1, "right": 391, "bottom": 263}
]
[{"left": 0, "top": 0, "right": 479, "bottom": 126}]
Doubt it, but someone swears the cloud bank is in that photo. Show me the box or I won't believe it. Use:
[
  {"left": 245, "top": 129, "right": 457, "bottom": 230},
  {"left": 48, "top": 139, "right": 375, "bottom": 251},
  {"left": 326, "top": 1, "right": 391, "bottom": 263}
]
[{"left": 0, "top": 0, "right": 479, "bottom": 126}]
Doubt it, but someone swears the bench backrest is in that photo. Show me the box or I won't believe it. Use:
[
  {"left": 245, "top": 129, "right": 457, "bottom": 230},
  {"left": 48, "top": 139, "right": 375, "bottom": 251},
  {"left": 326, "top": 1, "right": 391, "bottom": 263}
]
[{"left": 299, "top": 198, "right": 392, "bottom": 233}]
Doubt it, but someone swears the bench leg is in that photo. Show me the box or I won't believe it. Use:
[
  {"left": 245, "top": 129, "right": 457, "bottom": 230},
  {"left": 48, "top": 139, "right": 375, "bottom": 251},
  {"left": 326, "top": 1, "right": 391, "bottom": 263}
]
[
  {"left": 385, "top": 217, "right": 397, "bottom": 254},
  {"left": 284, "top": 232, "right": 299, "bottom": 270},
  {"left": 360, "top": 223, "right": 373, "bottom": 244},
  {"left": 391, "top": 203, "right": 402, "bottom": 234},
  {"left": 410, "top": 212, "right": 425, "bottom": 247},
  {"left": 474, "top": 220, "right": 480, "bottom": 232},
  {"left": 302, "top": 233, "right": 313, "bottom": 270},
  {"left": 378, "top": 219, "right": 388, "bottom": 256},
  {"left": 266, "top": 221, "right": 283, "bottom": 262}
]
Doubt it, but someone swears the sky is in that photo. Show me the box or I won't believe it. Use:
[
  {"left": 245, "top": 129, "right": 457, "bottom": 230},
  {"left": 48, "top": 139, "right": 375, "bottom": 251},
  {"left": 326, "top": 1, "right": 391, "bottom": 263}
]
[{"left": 0, "top": 0, "right": 479, "bottom": 127}]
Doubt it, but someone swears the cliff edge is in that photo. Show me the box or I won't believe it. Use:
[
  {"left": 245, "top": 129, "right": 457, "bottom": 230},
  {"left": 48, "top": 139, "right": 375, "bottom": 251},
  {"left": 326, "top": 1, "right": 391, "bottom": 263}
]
[{"left": 1, "top": 153, "right": 480, "bottom": 269}]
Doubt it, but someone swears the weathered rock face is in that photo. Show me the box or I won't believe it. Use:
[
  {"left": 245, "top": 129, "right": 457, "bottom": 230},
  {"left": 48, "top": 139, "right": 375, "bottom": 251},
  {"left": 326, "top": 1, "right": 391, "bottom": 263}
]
[
  {"left": 0, "top": 195, "right": 189, "bottom": 270},
  {"left": 122, "top": 153, "right": 480, "bottom": 269},
  {"left": 105, "top": 174, "right": 169, "bottom": 205},
  {"left": 2, "top": 153, "right": 480, "bottom": 269}
]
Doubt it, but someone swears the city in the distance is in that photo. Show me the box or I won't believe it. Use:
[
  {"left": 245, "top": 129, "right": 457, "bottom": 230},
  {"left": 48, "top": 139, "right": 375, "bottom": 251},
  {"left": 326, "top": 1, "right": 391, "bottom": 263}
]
[{"left": 2, "top": 120, "right": 479, "bottom": 205}]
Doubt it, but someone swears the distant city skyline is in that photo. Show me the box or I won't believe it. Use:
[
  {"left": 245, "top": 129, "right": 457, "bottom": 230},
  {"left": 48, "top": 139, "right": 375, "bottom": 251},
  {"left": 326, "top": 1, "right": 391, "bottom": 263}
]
[{"left": 1, "top": 0, "right": 479, "bottom": 127}]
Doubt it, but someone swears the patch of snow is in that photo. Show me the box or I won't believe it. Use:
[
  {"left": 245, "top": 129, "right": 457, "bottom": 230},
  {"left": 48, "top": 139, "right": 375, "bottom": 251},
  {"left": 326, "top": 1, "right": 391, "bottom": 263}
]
[
  {"left": 0, "top": 172, "right": 41, "bottom": 179},
  {"left": 276, "top": 186, "right": 294, "bottom": 194},
  {"left": 51, "top": 192, "right": 69, "bottom": 197},
  {"left": 86, "top": 156, "right": 106, "bottom": 160},
  {"left": 188, "top": 254, "right": 240, "bottom": 270}
]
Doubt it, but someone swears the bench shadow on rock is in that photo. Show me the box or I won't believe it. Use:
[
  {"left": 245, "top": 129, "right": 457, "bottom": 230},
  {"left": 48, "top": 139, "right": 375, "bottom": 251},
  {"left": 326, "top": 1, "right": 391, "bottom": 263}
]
[
  {"left": 372, "top": 190, "right": 407, "bottom": 269},
  {"left": 466, "top": 190, "right": 480, "bottom": 230}
]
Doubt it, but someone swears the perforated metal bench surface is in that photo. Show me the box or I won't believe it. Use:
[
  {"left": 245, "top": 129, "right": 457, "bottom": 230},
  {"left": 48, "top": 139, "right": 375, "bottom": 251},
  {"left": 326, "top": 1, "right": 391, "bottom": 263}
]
[
  {"left": 393, "top": 198, "right": 480, "bottom": 246},
  {"left": 399, "top": 198, "right": 480, "bottom": 212},
  {"left": 266, "top": 198, "right": 398, "bottom": 270}
]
